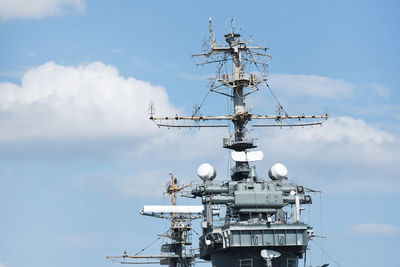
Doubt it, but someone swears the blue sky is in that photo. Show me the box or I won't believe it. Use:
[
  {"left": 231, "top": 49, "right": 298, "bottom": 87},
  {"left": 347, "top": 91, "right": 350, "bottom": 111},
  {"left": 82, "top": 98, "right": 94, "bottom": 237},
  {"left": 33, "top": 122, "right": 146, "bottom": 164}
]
[{"left": 0, "top": 1, "right": 399, "bottom": 267}]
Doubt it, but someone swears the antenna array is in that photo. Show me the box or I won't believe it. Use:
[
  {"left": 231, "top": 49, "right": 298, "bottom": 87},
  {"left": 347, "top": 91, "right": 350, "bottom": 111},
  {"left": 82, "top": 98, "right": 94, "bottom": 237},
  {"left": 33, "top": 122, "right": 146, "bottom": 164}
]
[{"left": 150, "top": 18, "right": 328, "bottom": 131}]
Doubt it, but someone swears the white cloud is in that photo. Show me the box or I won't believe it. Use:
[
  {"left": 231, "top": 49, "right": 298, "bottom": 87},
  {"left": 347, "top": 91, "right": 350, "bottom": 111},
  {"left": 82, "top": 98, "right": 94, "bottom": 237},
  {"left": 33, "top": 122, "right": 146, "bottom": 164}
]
[
  {"left": 257, "top": 116, "right": 399, "bottom": 164},
  {"left": 255, "top": 116, "right": 400, "bottom": 193},
  {"left": 0, "top": 61, "right": 177, "bottom": 142},
  {"left": 134, "top": 127, "right": 226, "bottom": 161},
  {"left": 350, "top": 223, "right": 400, "bottom": 236},
  {"left": 2, "top": 62, "right": 399, "bottom": 196},
  {"left": 282, "top": 116, "right": 396, "bottom": 145},
  {"left": 0, "top": 0, "right": 85, "bottom": 21},
  {"left": 0, "top": 262, "right": 8, "bottom": 267},
  {"left": 269, "top": 74, "right": 355, "bottom": 99},
  {"left": 0, "top": 61, "right": 233, "bottom": 165}
]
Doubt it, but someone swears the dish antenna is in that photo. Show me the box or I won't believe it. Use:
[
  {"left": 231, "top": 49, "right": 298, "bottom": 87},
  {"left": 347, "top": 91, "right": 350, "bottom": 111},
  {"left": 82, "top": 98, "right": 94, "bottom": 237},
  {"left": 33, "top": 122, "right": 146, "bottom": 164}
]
[{"left": 260, "top": 249, "right": 281, "bottom": 267}]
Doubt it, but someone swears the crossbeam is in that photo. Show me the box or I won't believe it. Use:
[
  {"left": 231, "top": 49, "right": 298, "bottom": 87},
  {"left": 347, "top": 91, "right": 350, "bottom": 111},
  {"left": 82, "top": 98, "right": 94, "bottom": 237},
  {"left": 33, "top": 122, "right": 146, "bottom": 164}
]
[{"left": 150, "top": 114, "right": 328, "bottom": 122}]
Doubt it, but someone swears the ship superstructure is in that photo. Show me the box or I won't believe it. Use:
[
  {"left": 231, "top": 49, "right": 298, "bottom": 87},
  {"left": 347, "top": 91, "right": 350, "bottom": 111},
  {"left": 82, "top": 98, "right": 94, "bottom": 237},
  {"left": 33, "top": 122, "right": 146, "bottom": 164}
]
[
  {"left": 150, "top": 19, "right": 328, "bottom": 267},
  {"left": 108, "top": 18, "right": 328, "bottom": 267}
]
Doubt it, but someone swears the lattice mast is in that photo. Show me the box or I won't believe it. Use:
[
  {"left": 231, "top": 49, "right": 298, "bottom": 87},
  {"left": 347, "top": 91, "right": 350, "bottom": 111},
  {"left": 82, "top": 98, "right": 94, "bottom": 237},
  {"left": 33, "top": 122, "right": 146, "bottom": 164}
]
[
  {"left": 150, "top": 18, "right": 328, "bottom": 179},
  {"left": 106, "top": 174, "right": 200, "bottom": 267}
]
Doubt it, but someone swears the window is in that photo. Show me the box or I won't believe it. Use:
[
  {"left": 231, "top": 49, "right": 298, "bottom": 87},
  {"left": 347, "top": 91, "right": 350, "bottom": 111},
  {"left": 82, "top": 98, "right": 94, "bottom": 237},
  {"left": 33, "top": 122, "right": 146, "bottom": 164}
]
[
  {"left": 287, "top": 258, "right": 297, "bottom": 267},
  {"left": 239, "top": 258, "right": 253, "bottom": 267}
]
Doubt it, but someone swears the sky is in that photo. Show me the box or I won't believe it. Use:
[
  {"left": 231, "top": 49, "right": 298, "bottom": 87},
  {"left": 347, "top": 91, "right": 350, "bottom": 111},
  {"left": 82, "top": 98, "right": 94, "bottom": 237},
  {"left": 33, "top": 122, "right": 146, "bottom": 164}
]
[{"left": 0, "top": 1, "right": 399, "bottom": 267}]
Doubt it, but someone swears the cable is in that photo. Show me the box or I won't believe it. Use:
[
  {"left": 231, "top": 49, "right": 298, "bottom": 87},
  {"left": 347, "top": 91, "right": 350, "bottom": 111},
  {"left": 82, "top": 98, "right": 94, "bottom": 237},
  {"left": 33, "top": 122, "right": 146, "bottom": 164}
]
[
  {"left": 310, "top": 239, "right": 342, "bottom": 267},
  {"left": 192, "top": 58, "right": 226, "bottom": 117},
  {"left": 133, "top": 229, "right": 169, "bottom": 256},
  {"left": 191, "top": 228, "right": 201, "bottom": 237},
  {"left": 244, "top": 47, "right": 289, "bottom": 117},
  {"left": 266, "top": 83, "right": 288, "bottom": 117}
]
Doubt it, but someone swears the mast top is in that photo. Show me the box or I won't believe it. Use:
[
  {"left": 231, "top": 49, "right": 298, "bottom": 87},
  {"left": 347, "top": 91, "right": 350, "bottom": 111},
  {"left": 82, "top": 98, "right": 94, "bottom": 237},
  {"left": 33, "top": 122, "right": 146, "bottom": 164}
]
[{"left": 150, "top": 18, "right": 327, "bottom": 137}]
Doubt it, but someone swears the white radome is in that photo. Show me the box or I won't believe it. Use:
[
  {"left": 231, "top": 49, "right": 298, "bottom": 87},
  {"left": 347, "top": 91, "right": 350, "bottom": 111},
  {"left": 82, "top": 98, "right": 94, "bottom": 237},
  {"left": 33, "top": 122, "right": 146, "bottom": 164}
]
[
  {"left": 197, "top": 163, "right": 216, "bottom": 181},
  {"left": 268, "top": 163, "right": 288, "bottom": 180}
]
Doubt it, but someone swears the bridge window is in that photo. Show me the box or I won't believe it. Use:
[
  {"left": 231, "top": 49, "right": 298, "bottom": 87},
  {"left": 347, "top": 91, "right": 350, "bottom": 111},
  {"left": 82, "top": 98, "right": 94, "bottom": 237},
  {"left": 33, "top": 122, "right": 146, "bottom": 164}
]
[{"left": 239, "top": 258, "right": 253, "bottom": 267}]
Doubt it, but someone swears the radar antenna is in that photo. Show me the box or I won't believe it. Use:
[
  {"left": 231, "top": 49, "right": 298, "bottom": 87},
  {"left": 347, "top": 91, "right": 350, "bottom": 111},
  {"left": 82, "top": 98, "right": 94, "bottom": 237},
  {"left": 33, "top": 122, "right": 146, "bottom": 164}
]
[{"left": 150, "top": 18, "right": 328, "bottom": 133}]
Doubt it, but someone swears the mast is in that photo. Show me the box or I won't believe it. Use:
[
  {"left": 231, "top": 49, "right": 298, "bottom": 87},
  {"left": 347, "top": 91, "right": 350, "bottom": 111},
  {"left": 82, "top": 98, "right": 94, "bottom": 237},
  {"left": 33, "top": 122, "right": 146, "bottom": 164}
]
[
  {"left": 110, "top": 18, "right": 330, "bottom": 267},
  {"left": 150, "top": 18, "right": 327, "bottom": 182},
  {"left": 150, "top": 18, "right": 327, "bottom": 133},
  {"left": 150, "top": 18, "right": 328, "bottom": 267},
  {"left": 107, "top": 174, "right": 204, "bottom": 267}
]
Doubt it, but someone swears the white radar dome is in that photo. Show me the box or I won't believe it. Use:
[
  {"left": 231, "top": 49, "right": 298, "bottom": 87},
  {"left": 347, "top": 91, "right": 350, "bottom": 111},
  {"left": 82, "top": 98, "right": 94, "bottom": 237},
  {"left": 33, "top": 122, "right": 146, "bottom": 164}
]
[
  {"left": 197, "top": 163, "right": 216, "bottom": 181},
  {"left": 268, "top": 163, "right": 288, "bottom": 180}
]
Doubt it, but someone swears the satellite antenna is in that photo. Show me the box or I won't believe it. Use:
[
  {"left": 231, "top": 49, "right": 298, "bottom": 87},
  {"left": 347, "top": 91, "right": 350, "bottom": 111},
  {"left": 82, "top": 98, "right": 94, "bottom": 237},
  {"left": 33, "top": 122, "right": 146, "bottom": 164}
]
[{"left": 260, "top": 249, "right": 281, "bottom": 267}]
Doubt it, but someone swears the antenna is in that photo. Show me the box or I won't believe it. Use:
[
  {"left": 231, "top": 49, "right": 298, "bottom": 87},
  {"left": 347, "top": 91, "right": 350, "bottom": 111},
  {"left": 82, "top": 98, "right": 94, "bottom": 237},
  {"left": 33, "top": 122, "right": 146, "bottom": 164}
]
[
  {"left": 150, "top": 18, "right": 327, "bottom": 130},
  {"left": 107, "top": 174, "right": 206, "bottom": 266},
  {"left": 111, "top": 18, "right": 323, "bottom": 267},
  {"left": 148, "top": 101, "right": 155, "bottom": 118},
  {"left": 260, "top": 249, "right": 281, "bottom": 267},
  {"left": 209, "top": 17, "right": 216, "bottom": 50},
  {"left": 150, "top": 18, "right": 328, "bottom": 180}
]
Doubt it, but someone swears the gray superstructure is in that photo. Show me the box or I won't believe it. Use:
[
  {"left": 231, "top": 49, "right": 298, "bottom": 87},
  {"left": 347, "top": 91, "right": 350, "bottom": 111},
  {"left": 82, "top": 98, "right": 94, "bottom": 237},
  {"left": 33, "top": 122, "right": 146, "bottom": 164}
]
[
  {"left": 108, "top": 18, "right": 328, "bottom": 267},
  {"left": 156, "top": 19, "right": 326, "bottom": 267},
  {"left": 192, "top": 162, "right": 313, "bottom": 267}
]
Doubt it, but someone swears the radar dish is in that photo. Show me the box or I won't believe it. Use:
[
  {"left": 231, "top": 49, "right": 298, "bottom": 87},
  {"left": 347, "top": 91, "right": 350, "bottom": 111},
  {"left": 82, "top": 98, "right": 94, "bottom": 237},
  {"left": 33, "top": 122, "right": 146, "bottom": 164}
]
[{"left": 260, "top": 249, "right": 281, "bottom": 260}]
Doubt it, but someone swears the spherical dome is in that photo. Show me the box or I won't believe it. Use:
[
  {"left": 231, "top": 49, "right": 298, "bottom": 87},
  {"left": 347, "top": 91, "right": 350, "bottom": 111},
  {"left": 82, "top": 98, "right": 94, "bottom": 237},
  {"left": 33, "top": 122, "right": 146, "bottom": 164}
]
[
  {"left": 268, "top": 163, "right": 288, "bottom": 180},
  {"left": 197, "top": 163, "right": 216, "bottom": 181}
]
